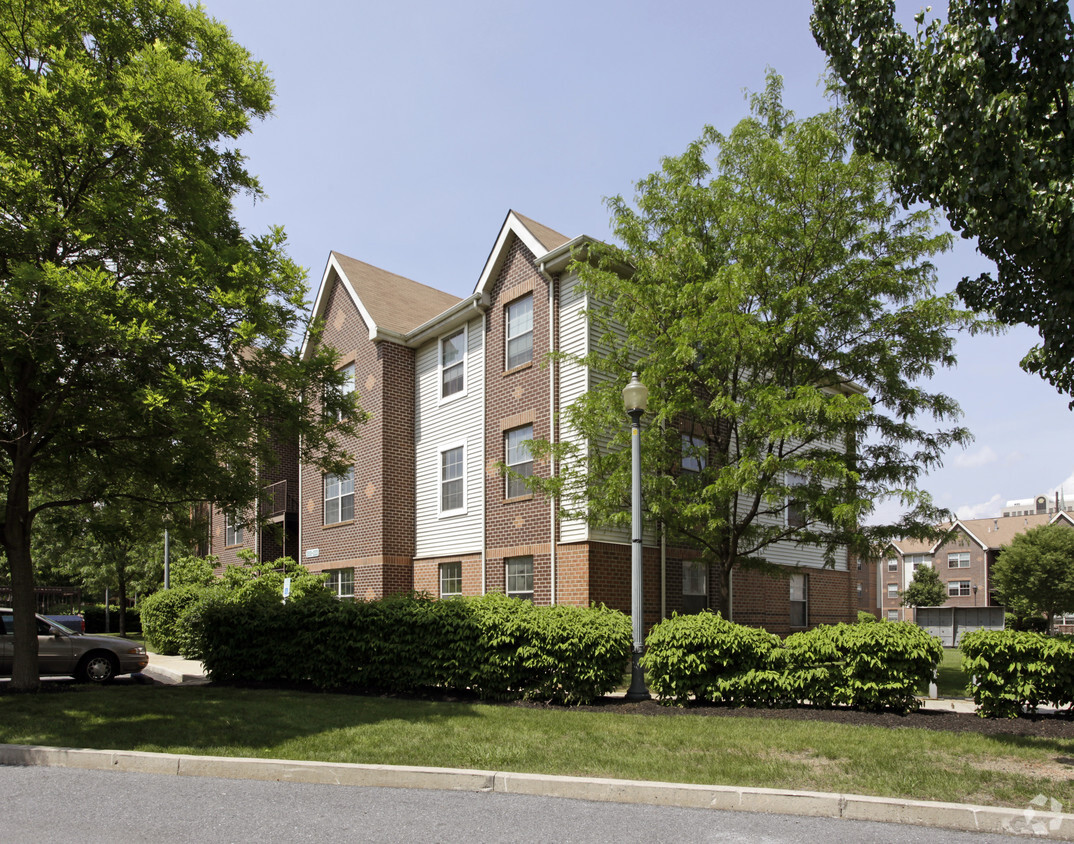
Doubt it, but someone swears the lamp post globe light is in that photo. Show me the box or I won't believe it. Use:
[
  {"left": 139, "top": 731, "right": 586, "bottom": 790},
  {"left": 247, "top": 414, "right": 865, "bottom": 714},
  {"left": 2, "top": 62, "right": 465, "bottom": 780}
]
[{"left": 622, "top": 371, "right": 651, "bottom": 701}]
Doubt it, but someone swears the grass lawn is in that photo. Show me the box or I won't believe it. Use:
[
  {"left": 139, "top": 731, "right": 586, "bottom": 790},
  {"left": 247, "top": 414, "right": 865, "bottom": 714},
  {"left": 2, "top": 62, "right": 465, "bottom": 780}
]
[
  {"left": 1, "top": 684, "right": 1071, "bottom": 809},
  {"left": 935, "top": 647, "right": 970, "bottom": 698}
]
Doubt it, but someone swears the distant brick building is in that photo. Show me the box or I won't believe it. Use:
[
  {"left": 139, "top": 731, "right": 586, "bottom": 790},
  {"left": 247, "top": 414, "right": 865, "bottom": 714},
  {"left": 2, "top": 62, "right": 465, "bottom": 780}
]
[
  {"left": 885, "top": 510, "right": 1074, "bottom": 621},
  {"left": 209, "top": 211, "right": 859, "bottom": 634}
]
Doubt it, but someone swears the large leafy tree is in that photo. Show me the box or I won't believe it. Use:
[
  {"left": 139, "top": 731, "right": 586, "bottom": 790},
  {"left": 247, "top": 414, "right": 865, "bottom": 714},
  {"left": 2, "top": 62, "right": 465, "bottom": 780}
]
[
  {"left": 992, "top": 523, "right": 1074, "bottom": 631},
  {"left": 812, "top": 0, "right": 1074, "bottom": 396},
  {"left": 901, "top": 563, "right": 947, "bottom": 608},
  {"left": 0, "top": 0, "right": 357, "bottom": 689},
  {"left": 532, "top": 73, "right": 980, "bottom": 617}
]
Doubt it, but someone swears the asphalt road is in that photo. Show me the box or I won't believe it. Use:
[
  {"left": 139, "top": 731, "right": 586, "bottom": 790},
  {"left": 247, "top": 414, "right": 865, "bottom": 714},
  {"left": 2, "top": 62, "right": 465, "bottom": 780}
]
[{"left": 0, "top": 765, "right": 1053, "bottom": 844}]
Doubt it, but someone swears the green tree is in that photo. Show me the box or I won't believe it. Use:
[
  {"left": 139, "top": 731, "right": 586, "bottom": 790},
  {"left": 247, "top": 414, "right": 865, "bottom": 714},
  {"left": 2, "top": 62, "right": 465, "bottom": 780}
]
[
  {"left": 901, "top": 563, "right": 947, "bottom": 608},
  {"left": 812, "top": 0, "right": 1074, "bottom": 396},
  {"left": 529, "top": 73, "right": 980, "bottom": 617},
  {"left": 992, "top": 523, "right": 1074, "bottom": 632},
  {"left": 0, "top": 0, "right": 359, "bottom": 689}
]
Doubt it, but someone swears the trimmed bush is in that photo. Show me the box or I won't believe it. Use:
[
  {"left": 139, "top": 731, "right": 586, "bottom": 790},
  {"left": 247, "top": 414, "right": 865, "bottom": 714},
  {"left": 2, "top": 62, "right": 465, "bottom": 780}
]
[
  {"left": 643, "top": 613, "right": 941, "bottom": 712},
  {"left": 961, "top": 630, "right": 1074, "bottom": 718},
  {"left": 139, "top": 586, "right": 203, "bottom": 654},
  {"left": 185, "top": 591, "right": 632, "bottom": 705},
  {"left": 642, "top": 612, "right": 781, "bottom": 706}
]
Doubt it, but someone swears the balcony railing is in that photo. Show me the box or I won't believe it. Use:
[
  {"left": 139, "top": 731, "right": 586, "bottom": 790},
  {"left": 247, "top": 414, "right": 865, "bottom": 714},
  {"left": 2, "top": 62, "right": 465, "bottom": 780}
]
[{"left": 260, "top": 480, "right": 298, "bottom": 520}]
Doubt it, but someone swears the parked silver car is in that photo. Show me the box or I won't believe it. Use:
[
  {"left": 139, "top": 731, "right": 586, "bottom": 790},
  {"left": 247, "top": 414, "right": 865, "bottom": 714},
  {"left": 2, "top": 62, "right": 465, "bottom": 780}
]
[{"left": 0, "top": 609, "right": 148, "bottom": 682}]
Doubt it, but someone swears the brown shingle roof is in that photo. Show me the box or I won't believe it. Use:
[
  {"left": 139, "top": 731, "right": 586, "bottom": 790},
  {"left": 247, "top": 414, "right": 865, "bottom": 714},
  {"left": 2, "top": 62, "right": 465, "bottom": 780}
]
[
  {"left": 892, "top": 512, "right": 1062, "bottom": 555},
  {"left": 512, "top": 212, "right": 570, "bottom": 252},
  {"left": 331, "top": 251, "right": 461, "bottom": 335}
]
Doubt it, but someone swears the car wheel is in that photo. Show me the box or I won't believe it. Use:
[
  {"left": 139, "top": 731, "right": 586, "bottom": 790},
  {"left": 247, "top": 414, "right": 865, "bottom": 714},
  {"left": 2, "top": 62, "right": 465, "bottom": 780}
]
[{"left": 78, "top": 652, "right": 118, "bottom": 683}]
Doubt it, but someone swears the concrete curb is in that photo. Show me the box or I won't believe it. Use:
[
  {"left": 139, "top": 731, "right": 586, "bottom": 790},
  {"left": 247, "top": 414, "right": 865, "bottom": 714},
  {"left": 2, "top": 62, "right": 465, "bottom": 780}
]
[{"left": 2, "top": 743, "right": 1072, "bottom": 838}]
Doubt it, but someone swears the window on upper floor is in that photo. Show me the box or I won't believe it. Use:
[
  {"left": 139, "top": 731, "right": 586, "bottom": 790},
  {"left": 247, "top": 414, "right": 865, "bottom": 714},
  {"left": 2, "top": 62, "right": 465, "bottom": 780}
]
[
  {"left": 887, "top": 582, "right": 899, "bottom": 599},
  {"left": 324, "top": 467, "right": 355, "bottom": 525},
  {"left": 440, "top": 444, "right": 466, "bottom": 515},
  {"left": 326, "top": 362, "right": 356, "bottom": 421},
  {"left": 681, "top": 433, "right": 707, "bottom": 473},
  {"left": 506, "top": 556, "right": 534, "bottom": 601},
  {"left": 440, "top": 327, "right": 466, "bottom": 399},
  {"left": 907, "top": 553, "right": 931, "bottom": 569},
  {"left": 948, "top": 552, "right": 971, "bottom": 568},
  {"left": 505, "top": 425, "right": 533, "bottom": 499},
  {"left": 224, "top": 513, "right": 243, "bottom": 547},
  {"left": 440, "top": 562, "right": 462, "bottom": 598},
  {"left": 887, "top": 558, "right": 899, "bottom": 572},
  {"left": 505, "top": 294, "right": 533, "bottom": 370},
  {"left": 324, "top": 567, "right": 354, "bottom": 599},
  {"left": 785, "top": 472, "right": 807, "bottom": 528}
]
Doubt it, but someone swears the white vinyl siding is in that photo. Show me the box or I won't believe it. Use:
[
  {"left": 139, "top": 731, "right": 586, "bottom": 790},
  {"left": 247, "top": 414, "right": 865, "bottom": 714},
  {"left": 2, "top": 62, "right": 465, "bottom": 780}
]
[
  {"left": 415, "top": 316, "right": 484, "bottom": 557},
  {"left": 557, "top": 271, "right": 590, "bottom": 543}
]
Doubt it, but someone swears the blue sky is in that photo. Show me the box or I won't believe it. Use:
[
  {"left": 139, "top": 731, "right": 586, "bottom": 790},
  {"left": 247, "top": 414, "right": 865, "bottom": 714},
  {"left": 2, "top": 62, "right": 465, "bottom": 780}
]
[{"left": 206, "top": 0, "right": 1073, "bottom": 523}]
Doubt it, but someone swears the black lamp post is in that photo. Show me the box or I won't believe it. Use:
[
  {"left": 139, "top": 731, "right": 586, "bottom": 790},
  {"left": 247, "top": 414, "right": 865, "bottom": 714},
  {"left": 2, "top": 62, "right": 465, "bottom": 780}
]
[
  {"left": 972, "top": 583, "right": 978, "bottom": 606},
  {"left": 622, "top": 372, "right": 651, "bottom": 701}
]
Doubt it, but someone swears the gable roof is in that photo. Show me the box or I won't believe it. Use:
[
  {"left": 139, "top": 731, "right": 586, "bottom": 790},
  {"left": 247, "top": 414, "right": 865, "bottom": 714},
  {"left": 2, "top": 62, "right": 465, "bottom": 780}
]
[
  {"left": 474, "top": 210, "right": 572, "bottom": 298},
  {"left": 890, "top": 511, "right": 1065, "bottom": 556},
  {"left": 302, "top": 252, "right": 462, "bottom": 356}
]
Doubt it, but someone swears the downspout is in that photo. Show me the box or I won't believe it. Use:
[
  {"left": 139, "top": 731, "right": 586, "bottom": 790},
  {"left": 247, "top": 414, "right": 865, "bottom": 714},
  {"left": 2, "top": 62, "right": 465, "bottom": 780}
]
[
  {"left": 481, "top": 309, "right": 487, "bottom": 595},
  {"left": 538, "top": 261, "right": 557, "bottom": 605},
  {"left": 728, "top": 568, "right": 734, "bottom": 622}
]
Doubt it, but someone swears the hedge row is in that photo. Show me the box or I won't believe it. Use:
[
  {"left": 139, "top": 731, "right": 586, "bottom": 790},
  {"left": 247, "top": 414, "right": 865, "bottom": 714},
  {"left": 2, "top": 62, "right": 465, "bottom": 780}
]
[
  {"left": 643, "top": 612, "right": 942, "bottom": 713},
  {"left": 960, "top": 630, "right": 1074, "bottom": 718},
  {"left": 170, "top": 589, "right": 632, "bottom": 705}
]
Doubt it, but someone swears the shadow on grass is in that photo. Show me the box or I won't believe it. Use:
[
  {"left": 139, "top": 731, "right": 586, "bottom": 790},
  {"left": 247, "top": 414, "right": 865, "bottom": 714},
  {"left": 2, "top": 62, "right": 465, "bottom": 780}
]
[{"left": 0, "top": 682, "right": 486, "bottom": 756}]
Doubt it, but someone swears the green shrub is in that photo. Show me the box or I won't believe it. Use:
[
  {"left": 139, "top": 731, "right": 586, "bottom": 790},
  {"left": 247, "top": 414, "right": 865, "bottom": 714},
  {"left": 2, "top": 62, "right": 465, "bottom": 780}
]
[
  {"left": 642, "top": 612, "right": 780, "bottom": 705},
  {"left": 857, "top": 611, "right": 878, "bottom": 624},
  {"left": 186, "top": 590, "right": 631, "bottom": 704},
  {"left": 139, "top": 586, "right": 203, "bottom": 654},
  {"left": 643, "top": 614, "right": 941, "bottom": 712},
  {"left": 961, "top": 630, "right": 1074, "bottom": 717}
]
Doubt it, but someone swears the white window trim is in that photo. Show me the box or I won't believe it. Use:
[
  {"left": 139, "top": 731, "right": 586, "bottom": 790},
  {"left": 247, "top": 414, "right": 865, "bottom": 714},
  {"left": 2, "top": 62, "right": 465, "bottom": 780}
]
[
  {"left": 504, "top": 424, "right": 534, "bottom": 500},
  {"left": 330, "top": 362, "right": 356, "bottom": 422},
  {"left": 324, "top": 467, "right": 355, "bottom": 526},
  {"left": 325, "top": 567, "right": 355, "bottom": 599},
  {"left": 438, "top": 325, "right": 468, "bottom": 404},
  {"left": 505, "top": 555, "right": 534, "bottom": 601},
  {"left": 785, "top": 471, "right": 807, "bottom": 528},
  {"left": 224, "top": 512, "right": 244, "bottom": 547},
  {"left": 505, "top": 293, "right": 534, "bottom": 370},
  {"left": 438, "top": 440, "right": 468, "bottom": 517},
  {"left": 439, "top": 561, "right": 463, "bottom": 598},
  {"left": 681, "top": 433, "right": 706, "bottom": 473},
  {"left": 948, "top": 552, "right": 971, "bottom": 568}
]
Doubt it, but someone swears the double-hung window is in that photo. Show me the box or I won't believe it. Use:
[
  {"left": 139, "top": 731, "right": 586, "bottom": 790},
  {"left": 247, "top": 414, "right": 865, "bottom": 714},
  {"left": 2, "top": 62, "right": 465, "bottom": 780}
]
[
  {"left": 785, "top": 472, "right": 807, "bottom": 528},
  {"left": 505, "top": 425, "right": 533, "bottom": 499},
  {"left": 506, "top": 556, "right": 534, "bottom": 601},
  {"left": 327, "top": 363, "right": 356, "bottom": 421},
  {"left": 440, "top": 562, "right": 462, "bottom": 598},
  {"left": 325, "top": 567, "right": 354, "bottom": 598},
  {"left": 948, "top": 580, "right": 971, "bottom": 597},
  {"left": 505, "top": 294, "right": 533, "bottom": 370},
  {"left": 324, "top": 468, "right": 355, "bottom": 524},
  {"left": 948, "top": 552, "right": 970, "bottom": 568},
  {"left": 682, "top": 560, "right": 707, "bottom": 613},
  {"left": 887, "top": 582, "right": 899, "bottom": 600},
  {"left": 224, "top": 513, "right": 243, "bottom": 547},
  {"left": 681, "top": 434, "right": 706, "bottom": 473},
  {"left": 789, "top": 573, "right": 808, "bottom": 627},
  {"left": 887, "top": 558, "right": 899, "bottom": 572},
  {"left": 440, "top": 328, "right": 466, "bottom": 399},
  {"left": 440, "top": 444, "right": 466, "bottom": 515}
]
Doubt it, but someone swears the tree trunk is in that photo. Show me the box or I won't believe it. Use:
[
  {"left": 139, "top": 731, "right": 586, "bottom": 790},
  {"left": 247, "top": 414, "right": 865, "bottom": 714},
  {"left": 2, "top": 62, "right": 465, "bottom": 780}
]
[
  {"left": 117, "top": 566, "right": 128, "bottom": 638},
  {"left": 712, "top": 560, "right": 732, "bottom": 618},
  {"left": 4, "top": 465, "right": 39, "bottom": 691}
]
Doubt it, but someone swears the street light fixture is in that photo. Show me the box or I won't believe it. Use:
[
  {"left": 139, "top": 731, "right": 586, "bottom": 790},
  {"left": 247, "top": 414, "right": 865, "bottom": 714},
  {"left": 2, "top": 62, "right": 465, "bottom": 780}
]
[
  {"left": 972, "top": 583, "right": 978, "bottom": 606},
  {"left": 622, "top": 371, "right": 651, "bottom": 701}
]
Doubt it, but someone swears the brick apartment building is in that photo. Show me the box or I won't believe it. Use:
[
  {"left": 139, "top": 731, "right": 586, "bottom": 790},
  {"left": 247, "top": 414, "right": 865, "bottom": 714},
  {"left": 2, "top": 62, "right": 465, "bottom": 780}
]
[
  {"left": 209, "top": 211, "right": 860, "bottom": 634},
  {"left": 884, "top": 509, "right": 1074, "bottom": 621}
]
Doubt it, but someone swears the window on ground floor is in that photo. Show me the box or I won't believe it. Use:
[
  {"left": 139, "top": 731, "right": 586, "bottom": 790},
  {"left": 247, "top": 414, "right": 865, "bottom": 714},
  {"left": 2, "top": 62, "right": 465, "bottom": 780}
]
[
  {"left": 440, "top": 561, "right": 462, "bottom": 598},
  {"left": 948, "top": 580, "right": 971, "bottom": 597},
  {"left": 682, "top": 560, "right": 707, "bottom": 614},
  {"left": 324, "top": 567, "right": 354, "bottom": 599},
  {"left": 506, "top": 556, "right": 534, "bottom": 602},
  {"left": 789, "top": 573, "right": 808, "bottom": 628},
  {"left": 887, "top": 610, "right": 900, "bottom": 622}
]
